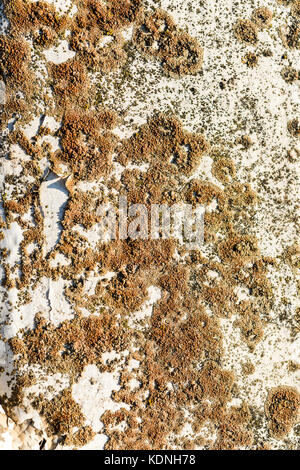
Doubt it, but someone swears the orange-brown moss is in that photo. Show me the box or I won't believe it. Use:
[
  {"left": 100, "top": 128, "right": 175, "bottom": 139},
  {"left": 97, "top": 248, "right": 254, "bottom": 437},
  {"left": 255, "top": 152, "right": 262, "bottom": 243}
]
[
  {"left": 234, "top": 19, "right": 259, "bottom": 44},
  {"left": 265, "top": 386, "right": 300, "bottom": 438},
  {"left": 212, "top": 157, "right": 236, "bottom": 183},
  {"left": 33, "top": 26, "right": 57, "bottom": 49},
  {"left": 11, "top": 312, "right": 129, "bottom": 377},
  {"left": 242, "top": 361, "right": 255, "bottom": 375},
  {"left": 0, "top": 0, "right": 286, "bottom": 452},
  {"left": 226, "top": 183, "right": 258, "bottom": 208},
  {"left": 280, "top": 20, "right": 300, "bottom": 49},
  {"left": 134, "top": 9, "right": 203, "bottom": 77},
  {"left": 235, "top": 301, "right": 264, "bottom": 351},
  {"left": 251, "top": 7, "right": 273, "bottom": 30},
  {"left": 151, "top": 300, "right": 223, "bottom": 378},
  {"left": 82, "top": 0, "right": 143, "bottom": 33},
  {"left": 287, "top": 118, "right": 300, "bottom": 137},
  {"left": 281, "top": 66, "right": 299, "bottom": 82},
  {"left": 291, "top": 0, "right": 300, "bottom": 18},
  {"left": 218, "top": 234, "right": 259, "bottom": 263},
  {"left": 117, "top": 114, "right": 209, "bottom": 180},
  {"left": 0, "top": 36, "right": 31, "bottom": 86},
  {"left": 0, "top": 36, "right": 35, "bottom": 128},
  {"left": 213, "top": 403, "right": 253, "bottom": 450},
  {"left": 53, "top": 109, "right": 118, "bottom": 181},
  {"left": 284, "top": 243, "right": 300, "bottom": 271},
  {"left": 69, "top": 0, "right": 143, "bottom": 72},
  {"left": 49, "top": 59, "right": 90, "bottom": 109},
  {"left": 64, "top": 426, "right": 96, "bottom": 448},
  {"left": 242, "top": 52, "right": 259, "bottom": 68},
  {"left": 33, "top": 389, "right": 86, "bottom": 437},
  {"left": 62, "top": 191, "right": 102, "bottom": 230},
  {"left": 3, "top": 0, "right": 69, "bottom": 34},
  {"left": 199, "top": 361, "right": 235, "bottom": 404}
]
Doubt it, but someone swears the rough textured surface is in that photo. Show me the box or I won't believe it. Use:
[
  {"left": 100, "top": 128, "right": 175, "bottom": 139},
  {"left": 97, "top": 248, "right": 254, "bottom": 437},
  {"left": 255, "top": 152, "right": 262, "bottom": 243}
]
[{"left": 0, "top": 0, "right": 299, "bottom": 450}]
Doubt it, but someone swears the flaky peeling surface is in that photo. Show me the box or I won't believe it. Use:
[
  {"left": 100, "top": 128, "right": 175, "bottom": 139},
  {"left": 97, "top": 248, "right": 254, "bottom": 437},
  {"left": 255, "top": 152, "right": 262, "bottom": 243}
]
[{"left": 0, "top": 0, "right": 299, "bottom": 450}]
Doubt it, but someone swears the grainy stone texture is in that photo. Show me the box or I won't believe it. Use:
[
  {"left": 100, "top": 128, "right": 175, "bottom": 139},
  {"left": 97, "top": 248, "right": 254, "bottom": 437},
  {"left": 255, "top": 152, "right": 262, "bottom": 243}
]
[{"left": 0, "top": 0, "right": 299, "bottom": 450}]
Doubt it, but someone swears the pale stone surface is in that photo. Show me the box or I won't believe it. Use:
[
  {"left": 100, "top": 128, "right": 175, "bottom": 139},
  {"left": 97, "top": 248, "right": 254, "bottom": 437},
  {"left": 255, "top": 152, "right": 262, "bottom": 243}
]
[{"left": 0, "top": 0, "right": 299, "bottom": 450}]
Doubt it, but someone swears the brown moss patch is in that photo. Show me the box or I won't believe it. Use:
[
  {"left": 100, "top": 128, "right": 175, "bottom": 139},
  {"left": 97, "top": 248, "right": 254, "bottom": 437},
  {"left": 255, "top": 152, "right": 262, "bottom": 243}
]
[
  {"left": 281, "top": 66, "right": 299, "bottom": 82},
  {"left": 234, "top": 19, "right": 259, "bottom": 44},
  {"left": 235, "top": 301, "right": 264, "bottom": 351},
  {"left": 33, "top": 26, "right": 57, "bottom": 49},
  {"left": 287, "top": 118, "right": 300, "bottom": 137},
  {"left": 53, "top": 109, "right": 118, "bottom": 181},
  {"left": 151, "top": 300, "right": 223, "bottom": 378},
  {"left": 69, "top": 0, "right": 143, "bottom": 72},
  {"left": 280, "top": 21, "right": 300, "bottom": 49},
  {"left": 133, "top": 9, "right": 204, "bottom": 77},
  {"left": 242, "top": 52, "right": 259, "bottom": 68},
  {"left": 64, "top": 425, "right": 96, "bottom": 448},
  {"left": 236, "top": 135, "right": 253, "bottom": 149},
  {"left": 251, "top": 7, "right": 273, "bottom": 30},
  {"left": 212, "top": 157, "right": 236, "bottom": 184},
  {"left": 3, "top": 0, "right": 69, "bottom": 34},
  {"left": 0, "top": 0, "right": 288, "bottom": 452},
  {"left": 291, "top": 0, "right": 300, "bottom": 18},
  {"left": 0, "top": 36, "right": 31, "bottom": 87},
  {"left": 62, "top": 192, "right": 100, "bottom": 230},
  {"left": 218, "top": 234, "right": 259, "bottom": 263},
  {"left": 199, "top": 361, "right": 235, "bottom": 404},
  {"left": 265, "top": 386, "right": 300, "bottom": 438},
  {"left": 117, "top": 113, "right": 209, "bottom": 178},
  {"left": 284, "top": 243, "right": 300, "bottom": 271},
  {"left": 0, "top": 35, "right": 35, "bottom": 128},
  {"left": 82, "top": 0, "right": 143, "bottom": 33},
  {"left": 33, "top": 389, "right": 85, "bottom": 437},
  {"left": 49, "top": 59, "right": 89, "bottom": 109},
  {"left": 11, "top": 312, "right": 129, "bottom": 377},
  {"left": 213, "top": 403, "right": 253, "bottom": 450},
  {"left": 242, "top": 361, "right": 255, "bottom": 376},
  {"left": 226, "top": 183, "right": 258, "bottom": 208}
]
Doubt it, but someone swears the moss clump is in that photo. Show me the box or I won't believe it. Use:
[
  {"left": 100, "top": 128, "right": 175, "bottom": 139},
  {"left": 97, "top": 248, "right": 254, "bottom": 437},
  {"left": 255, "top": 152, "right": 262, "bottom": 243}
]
[
  {"left": 236, "top": 135, "right": 253, "bottom": 149},
  {"left": 281, "top": 66, "right": 298, "bottom": 82},
  {"left": 33, "top": 26, "right": 57, "bottom": 48},
  {"left": 265, "top": 386, "right": 300, "bottom": 439},
  {"left": 212, "top": 157, "right": 236, "bottom": 184},
  {"left": 33, "top": 389, "right": 86, "bottom": 437},
  {"left": 251, "top": 7, "right": 273, "bottom": 29},
  {"left": 49, "top": 59, "right": 89, "bottom": 108},
  {"left": 133, "top": 9, "right": 204, "bottom": 77},
  {"left": 291, "top": 0, "right": 300, "bottom": 18},
  {"left": 242, "top": 52, "right": 259, "bottom": 68},
  {"left": 280, "top": 21, "right": 300, "bottom": 49},
  {"left": 234, "top": 19, "right": 258, "bottom": 44},
  {"left": 288, "top": 118, "right": 300, "bottom": 137}
]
